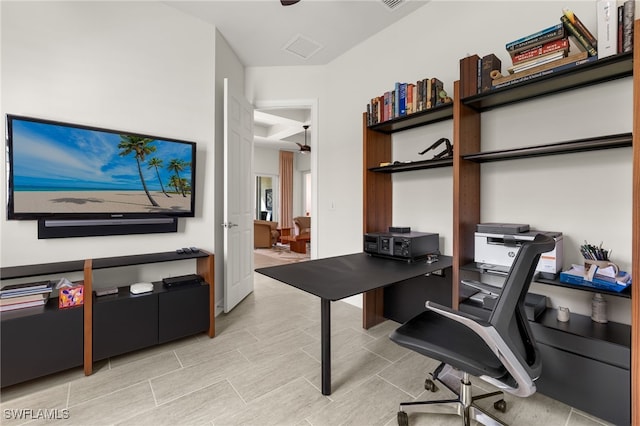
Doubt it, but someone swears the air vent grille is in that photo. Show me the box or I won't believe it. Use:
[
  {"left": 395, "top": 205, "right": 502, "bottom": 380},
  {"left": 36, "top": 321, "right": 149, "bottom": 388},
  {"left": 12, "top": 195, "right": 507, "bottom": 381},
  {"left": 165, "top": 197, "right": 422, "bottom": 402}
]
[
  {"left": 282, "top": 34, "right": 323, "bottom": 59},
  {"left": 381, "top": 0, "right": 405, "bottom": 11}
]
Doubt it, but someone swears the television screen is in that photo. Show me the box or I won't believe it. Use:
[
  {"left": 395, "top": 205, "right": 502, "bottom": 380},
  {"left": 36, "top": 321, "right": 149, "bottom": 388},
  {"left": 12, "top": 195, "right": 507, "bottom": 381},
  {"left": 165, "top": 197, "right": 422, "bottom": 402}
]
[{"left": 6, "top": 115, "right": 196, "bottom": 220}]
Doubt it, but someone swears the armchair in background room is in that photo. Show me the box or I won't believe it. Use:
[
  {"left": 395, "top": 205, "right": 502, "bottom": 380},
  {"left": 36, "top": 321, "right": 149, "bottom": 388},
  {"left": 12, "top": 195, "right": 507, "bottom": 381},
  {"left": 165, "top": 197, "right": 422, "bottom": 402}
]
[
  {"left": 389, "top": 234, "right": 555, "bottom": 426},
  {"left": 254, "top": 220, "right": 280, "bottom": 248},
  {"left": 293, "top": 216, "right": 311, "bottom": 239}
]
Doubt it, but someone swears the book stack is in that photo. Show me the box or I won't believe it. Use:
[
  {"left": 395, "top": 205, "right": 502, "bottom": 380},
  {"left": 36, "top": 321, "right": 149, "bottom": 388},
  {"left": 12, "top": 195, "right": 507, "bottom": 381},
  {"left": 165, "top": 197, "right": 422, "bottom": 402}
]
[
  {"left": 489, "top": 9, "right": 604, "bottom": 90},
  {"left": 560, "top": 8, "right": 598, "bottom": 57},
  {"left": 0, "top": 281, "right": 53, "bottom": 312},
  {"left": 367, "top": 77, "right": 452, "bottom": 126}
]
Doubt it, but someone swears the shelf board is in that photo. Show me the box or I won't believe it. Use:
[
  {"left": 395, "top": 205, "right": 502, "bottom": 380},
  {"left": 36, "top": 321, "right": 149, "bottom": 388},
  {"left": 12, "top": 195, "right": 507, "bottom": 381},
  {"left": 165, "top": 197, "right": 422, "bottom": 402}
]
[
  {"left": 461, "top": 262, "right": 631, "bottom": 299},
  {"left": 462, "top": 133, "right": 632, "bottom": 163},
  {"left": 535, "top": 277, "right": 631, "bottom": 299},
  {"left": 1, "top": 251, "right": 209, "bottom": 280},
  {"left": 1, "top": 260, "right": 86, "bottom": 281},
  {"left": 534, "top": 308, "right": 631, "bottom": 348},
  {"left": 367, "top": 103, "right": 454, "bottom": 134},
  {"left": 462, "top": 52, "right": 633, "bottom": 111},
  {"left": 92, "top": 251, "right": 208, "bottom": 270},
  {"left": 369, "top": 157, "right": 453, "bottom": 173}
]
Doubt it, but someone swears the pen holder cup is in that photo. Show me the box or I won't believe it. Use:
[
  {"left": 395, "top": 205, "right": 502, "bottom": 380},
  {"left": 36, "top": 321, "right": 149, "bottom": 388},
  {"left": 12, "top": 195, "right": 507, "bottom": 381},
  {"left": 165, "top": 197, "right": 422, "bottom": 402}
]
[{"left": 584, "top": 259, "right": 619, "bottom": 276}]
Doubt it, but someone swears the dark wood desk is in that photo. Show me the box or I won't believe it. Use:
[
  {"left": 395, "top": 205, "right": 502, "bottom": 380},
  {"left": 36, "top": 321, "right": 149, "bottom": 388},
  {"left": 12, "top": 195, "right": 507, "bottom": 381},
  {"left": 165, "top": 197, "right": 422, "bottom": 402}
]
[{"left": 255, "top": 252, "right": 453, "bottom": 395}]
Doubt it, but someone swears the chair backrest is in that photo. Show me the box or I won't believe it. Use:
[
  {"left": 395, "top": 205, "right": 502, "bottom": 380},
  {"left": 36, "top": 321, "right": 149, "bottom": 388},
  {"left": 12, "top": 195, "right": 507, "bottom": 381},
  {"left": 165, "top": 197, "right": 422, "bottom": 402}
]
[
  {"left": 488, "top": 233, "right": 556, "bottom": 381},
  {"left": 293, "top": 216, "right": 311, "bottom": 236}
]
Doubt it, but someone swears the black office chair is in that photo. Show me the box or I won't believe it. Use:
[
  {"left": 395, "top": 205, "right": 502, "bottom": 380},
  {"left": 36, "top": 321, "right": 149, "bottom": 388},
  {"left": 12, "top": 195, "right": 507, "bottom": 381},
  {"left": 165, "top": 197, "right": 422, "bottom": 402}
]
[{"left": 389, "top": 234, "right": 555, "bottom": 426}]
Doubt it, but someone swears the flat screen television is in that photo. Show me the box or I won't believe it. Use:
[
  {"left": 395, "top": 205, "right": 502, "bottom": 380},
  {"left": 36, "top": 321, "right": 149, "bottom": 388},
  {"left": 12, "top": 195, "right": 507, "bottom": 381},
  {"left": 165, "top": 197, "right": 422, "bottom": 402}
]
[{"left": 6, "top": 114, "right": 197, "bottom": 223}]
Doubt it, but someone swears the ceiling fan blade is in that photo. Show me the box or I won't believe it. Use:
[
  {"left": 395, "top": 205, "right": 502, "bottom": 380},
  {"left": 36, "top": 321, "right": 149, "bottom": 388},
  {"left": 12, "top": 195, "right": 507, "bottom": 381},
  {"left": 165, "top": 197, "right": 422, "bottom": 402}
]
[{"left": 281, "top": 0, "right": 301, "bottom": 5}]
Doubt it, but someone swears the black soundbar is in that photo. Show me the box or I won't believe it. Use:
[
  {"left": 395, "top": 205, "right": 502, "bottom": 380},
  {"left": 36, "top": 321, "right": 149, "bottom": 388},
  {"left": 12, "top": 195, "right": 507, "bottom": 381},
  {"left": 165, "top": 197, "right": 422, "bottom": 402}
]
[{"left": 38, "top": 217, "right": 178, "bottom": 239}]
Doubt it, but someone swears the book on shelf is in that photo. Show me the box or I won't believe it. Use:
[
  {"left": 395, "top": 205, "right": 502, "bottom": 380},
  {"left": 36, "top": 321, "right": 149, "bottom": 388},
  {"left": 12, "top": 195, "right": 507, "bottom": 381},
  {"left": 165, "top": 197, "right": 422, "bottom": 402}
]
[
  {"left": 511, "top": 37, "right": 569, "bottom": 65},
  {"left": 621, "top": 0, "right": 635, "bottom": 53},
  {"left": 491, "top": 52, "right": 592, "bottom": 89},
  {"left": 562, "top": 8, "right": 598, "bottom": 47},
  {"left": 597, "top": 1, "right": 618, "bottom": 59},
  {"left": 506, "top": 23, "right": 566, "bottom": 54},
  {"left": 561, "top": 15, "right": 598, "bottom": 56},
  {"left": 507, "top": 50, "right": 568, "bottom": 74},
  {"left": 0, "top": 293, "right": 48, "bottom": 306},
  {"left": 0, "top": 298, "right": 47, "bottom": 312},
  {"left": 431, "top": 77, "right": 444, "bottom": 106},
  {"left": 398, "top": 82, "right": 407, "bottom": 117},
  {"left": 406, "top": 83, "right": 415, "bottom": 115},
  {"left": 481, "top": 54, "right": 502, "bottom": 92},
  {"left": 0, "top": 280, "right": 53, "bottom": 298}
]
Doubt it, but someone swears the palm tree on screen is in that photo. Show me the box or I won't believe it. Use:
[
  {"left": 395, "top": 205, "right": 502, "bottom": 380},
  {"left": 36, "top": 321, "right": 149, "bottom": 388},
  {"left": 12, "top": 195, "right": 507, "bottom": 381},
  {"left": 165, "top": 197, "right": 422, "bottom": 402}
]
[
  {"left": 118, "top": 135, "right": 159, "bottom": 207},
  {"left": 147, "top": 157, "right": 170, "bottom": 197},
  {"left": 167, "top": 159, "right": 188, "bottom": 197},
  {"left": 168, "top": 175, "right": 181, "bottom": 195}
]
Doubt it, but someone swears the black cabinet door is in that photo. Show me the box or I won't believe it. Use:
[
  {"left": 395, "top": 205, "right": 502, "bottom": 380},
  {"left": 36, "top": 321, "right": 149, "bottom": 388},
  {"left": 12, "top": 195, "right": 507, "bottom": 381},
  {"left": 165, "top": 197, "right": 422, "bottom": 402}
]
[
  {"left": 93, "top": 291, "right": 158, "bottom": 361},
  {"left": 1, "top": 302, "right": 83, "bottom": 387},
  {"left": 383, "top": 269, "right": 452, "bottom": 324},
  {"left": 158, "top": 284, "right": 209, "bottom": 344}
]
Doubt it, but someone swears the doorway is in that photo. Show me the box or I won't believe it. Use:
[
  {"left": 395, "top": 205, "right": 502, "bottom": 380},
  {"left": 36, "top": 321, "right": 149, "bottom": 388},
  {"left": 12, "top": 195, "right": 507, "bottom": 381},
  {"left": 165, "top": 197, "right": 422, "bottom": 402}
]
[{"left": 253, "top": 99, "right": 318, "bottom": 258}]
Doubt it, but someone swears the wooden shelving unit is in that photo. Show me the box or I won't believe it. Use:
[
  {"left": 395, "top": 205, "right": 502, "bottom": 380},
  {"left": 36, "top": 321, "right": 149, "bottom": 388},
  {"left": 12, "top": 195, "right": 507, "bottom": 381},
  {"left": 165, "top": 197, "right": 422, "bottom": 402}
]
[{"left": 363, "top": 20, "right": 639, "bottom": 423}]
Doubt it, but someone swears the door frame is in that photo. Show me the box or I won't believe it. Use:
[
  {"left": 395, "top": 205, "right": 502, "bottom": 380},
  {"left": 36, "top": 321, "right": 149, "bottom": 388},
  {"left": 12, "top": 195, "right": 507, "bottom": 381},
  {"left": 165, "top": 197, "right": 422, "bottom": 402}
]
[{"left": 253, "top": 98, "right": 318, "bottom": 259}]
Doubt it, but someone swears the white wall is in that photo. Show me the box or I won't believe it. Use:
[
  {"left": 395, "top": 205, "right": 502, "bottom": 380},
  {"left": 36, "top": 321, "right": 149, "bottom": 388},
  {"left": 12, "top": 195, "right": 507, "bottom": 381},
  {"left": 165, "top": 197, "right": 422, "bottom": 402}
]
[
  {"left": 1, "top": 2, "right": 216, "bottom": 284},
  {"left": 247, "top": 1, "right": 633, "bottom": 322}
]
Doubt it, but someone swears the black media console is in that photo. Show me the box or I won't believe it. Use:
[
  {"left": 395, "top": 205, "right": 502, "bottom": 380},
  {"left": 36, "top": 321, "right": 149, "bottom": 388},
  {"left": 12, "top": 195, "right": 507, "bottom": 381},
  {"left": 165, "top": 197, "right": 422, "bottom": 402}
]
[{"left": 0, "top": 250, "right": 214, "bottom": 388}]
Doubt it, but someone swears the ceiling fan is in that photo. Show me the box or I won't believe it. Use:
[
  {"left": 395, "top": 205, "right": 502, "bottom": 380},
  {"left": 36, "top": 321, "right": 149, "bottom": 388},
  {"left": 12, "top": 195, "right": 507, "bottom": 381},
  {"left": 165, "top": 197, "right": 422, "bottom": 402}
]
[
  {"left": 281, "top": 0, "right": 301, "bottom": 5},
  {"left": 296, "top": 125, "right": 311, "bottom": 154}
]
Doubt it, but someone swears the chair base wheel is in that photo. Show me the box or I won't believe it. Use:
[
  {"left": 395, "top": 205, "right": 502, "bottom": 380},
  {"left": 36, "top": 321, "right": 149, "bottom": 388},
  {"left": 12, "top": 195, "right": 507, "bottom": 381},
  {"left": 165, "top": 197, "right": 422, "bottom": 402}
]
[
  {"left": 424, "top": 378, "right": 438, "bottom": 392},
  {"left": 494, "top": 399, "right": 507, "bottom": 413},
  {"left": 397, "top": 410, "right": 409, "bottom": 426}
]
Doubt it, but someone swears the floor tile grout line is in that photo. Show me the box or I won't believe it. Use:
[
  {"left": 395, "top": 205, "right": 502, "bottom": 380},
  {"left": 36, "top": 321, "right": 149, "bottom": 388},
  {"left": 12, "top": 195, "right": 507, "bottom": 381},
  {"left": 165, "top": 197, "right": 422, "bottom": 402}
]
[{"left": 376, "top": 374, "right": 422, "bottom": 400}]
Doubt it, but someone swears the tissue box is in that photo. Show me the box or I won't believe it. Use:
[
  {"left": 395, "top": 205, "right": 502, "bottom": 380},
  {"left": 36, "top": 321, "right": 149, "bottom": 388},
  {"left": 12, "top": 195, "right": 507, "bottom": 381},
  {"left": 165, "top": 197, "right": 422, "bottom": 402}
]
[{"left": 59, "top": 285, "right": 84, "bottom": 308}]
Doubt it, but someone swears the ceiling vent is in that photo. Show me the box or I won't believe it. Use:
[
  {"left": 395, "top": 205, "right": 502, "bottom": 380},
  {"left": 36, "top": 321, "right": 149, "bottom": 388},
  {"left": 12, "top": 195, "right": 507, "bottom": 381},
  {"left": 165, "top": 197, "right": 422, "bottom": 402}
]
[
  {"left": 380, "top": 0, "right": 405, "bottom": 11},
  {"left": 282, "top": 34, "right": 323, "bottom": 59}
]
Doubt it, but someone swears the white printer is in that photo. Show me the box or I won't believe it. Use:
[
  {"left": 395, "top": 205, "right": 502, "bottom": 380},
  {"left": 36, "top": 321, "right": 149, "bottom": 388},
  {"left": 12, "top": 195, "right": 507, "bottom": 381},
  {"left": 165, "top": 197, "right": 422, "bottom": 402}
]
[{"left": 474, "top": 223, "right": 563, "bottom": 277}]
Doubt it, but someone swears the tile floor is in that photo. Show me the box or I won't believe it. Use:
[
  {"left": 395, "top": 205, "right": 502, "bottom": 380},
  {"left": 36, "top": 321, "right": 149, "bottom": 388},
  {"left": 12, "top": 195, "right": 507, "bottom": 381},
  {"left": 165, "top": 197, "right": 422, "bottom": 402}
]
[{"left": 0, "top": 253, "right": 613, "bottom": 426}]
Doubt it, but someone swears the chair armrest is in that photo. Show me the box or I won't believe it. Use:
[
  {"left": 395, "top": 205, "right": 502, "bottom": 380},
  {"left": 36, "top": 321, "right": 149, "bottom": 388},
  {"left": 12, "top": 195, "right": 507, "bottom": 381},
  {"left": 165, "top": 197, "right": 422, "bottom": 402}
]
[
  {"left": 425, "top": 301, "right": 537, "bottom": 397},
  {"left": 425, "top": 301, "right": 491, "bottom": 327}
]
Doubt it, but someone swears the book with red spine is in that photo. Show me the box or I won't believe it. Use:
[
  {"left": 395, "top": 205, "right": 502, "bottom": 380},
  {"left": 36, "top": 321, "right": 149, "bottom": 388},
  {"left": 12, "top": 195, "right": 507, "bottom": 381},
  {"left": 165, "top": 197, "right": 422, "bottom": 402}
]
[{"left": 511, "top": 38, "right": 569, "bottom": 65}]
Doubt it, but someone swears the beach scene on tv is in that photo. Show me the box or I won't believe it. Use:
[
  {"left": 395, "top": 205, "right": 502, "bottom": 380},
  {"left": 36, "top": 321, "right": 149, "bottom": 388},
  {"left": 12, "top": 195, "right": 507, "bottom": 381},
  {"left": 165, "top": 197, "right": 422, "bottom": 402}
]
[{"left": 11, "top": 119, "right": 195, "bottom": 216}]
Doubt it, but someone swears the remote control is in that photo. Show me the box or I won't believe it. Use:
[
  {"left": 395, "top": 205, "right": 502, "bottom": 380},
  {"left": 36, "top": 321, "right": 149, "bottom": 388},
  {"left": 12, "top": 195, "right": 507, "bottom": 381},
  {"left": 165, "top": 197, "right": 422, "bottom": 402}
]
[
  {"left": 95, "top": 288, "right": 118, "bottom": 297},
  {"left": 189, "top": 247, "right": 199, "bottom": 253},
  {"left": 182, "top": 247, "right": 192, "bottom": 254},
  {"left": 176, "top": 248, "right": 184, "bottom": 254}
]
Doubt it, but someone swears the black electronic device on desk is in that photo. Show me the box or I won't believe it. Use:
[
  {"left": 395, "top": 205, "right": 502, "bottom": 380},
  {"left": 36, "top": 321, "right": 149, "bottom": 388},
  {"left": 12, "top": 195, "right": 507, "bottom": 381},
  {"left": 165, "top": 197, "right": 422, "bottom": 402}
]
[{"left": 364, "top": 227, "right": 439, "bottom": 262}]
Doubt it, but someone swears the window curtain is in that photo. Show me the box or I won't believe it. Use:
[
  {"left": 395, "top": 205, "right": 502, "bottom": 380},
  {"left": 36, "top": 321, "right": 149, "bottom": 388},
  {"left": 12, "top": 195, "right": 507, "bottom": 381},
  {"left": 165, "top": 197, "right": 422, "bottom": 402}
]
[{"left": 279, "top": 150, "right": 294, "bottom": 230}]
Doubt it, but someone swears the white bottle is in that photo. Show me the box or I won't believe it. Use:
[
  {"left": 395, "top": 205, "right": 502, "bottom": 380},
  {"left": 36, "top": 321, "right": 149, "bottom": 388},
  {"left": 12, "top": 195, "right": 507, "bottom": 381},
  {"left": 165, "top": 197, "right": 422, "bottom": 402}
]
[{"left": 591, "top": 293, "right": 608, "bottom": 323}]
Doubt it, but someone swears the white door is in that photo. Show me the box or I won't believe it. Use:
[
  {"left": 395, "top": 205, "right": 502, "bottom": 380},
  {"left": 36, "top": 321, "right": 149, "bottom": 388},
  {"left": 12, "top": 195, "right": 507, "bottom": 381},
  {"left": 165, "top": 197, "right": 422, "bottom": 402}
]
[{"left": 223, "top": 78, "right": 254, "bottom": 312}]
